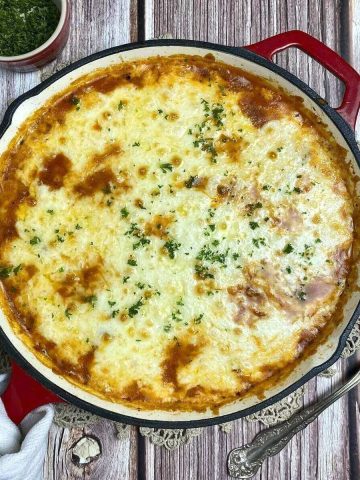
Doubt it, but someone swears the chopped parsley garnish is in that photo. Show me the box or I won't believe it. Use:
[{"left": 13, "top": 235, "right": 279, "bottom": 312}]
[
  {"left": 246, "top": 202, "right": 262, "bottom": 215},
  {"left": 262, "top": 185, "right": 270, "bottom": 191},
  {"left": 108, "top": 301, "right": 116, "bottom": 307},
  {"left": 249, "top": 221, "right": 259, "bottom": 230},
  {"left": 0, "top": 266, "right": 13, "bottom": 278},
  {"left": 136, "top": 282, "right": 145, "bottom": 289},
  {"left": 163, "top": 324, "right": 172, "bottom": 332},
  {"left": 286, "top": 266, "right": 292, "bottom": 274},
  {"left": 211, "top": 103, "right": 225, "bottom": 127},
  {"left": 132, "top": 141, "right": 140, "bottom": 147},
  {"left": 111, "top": 310, "right": 120, "bottom": 318},
  {"left": 159, "top": 163, "right": 173, "bottom": 173},
  {"left": 185, "top": 175, "right": 199, "bottom": 188},
  {"left": 71, "top": 96, "right": 80, "bottom": 106},
  {"left": 171, "top": 309, "right": 182, "bottom": 322},
  {"left": 120, "top": 207, "right": 129, "bottom": 218},
  {"left": 176, "top": 298, "right": 184, "bottom": 306},
  {"left": 195, "top": 263, "right": 214, "bottom": 280},
  {"left": 56, "top": 235, "right": 65, "bottom": 243},
  {"left": 164, "top": 239, "right": 181, "bottom": 259},
  {"left": 283, "top": 243, "right": 294, "bottom": 254},
  {"left": 315, "top": 238, "right": 322, "bottom": 243},
  {"left": 47, "top": 209, "right": 54, "bottom": 215},
  {"left": 208, "top": 208, "right": 215, "bottom": 218},
  {"left": 128, "top": 298, "right": 144, "bottom": 317},
  {"left": 125, "top": 222, "right": 150, "bottom": 250},
  {"left": 118, "top": 101, "right": 125, "bottom": 110},
  {"left": 252, "top": 237, "right": 266, "bottom": 248},
  {"left": 83, "top": 295, "right": 97, "bottom": 308},
  {"left": 196, "top": 244, "right": 229, "bottom": 265},
  {"left": 127, "top": 258, "right": 137, "bottom": 266},
  {"left": 75, "top": 223, "right": 82, "bottom": 230},
  {"left": 293, "top": 187, "right": 302, "bottom": 194},
  {"left": 102, "top": 184, "right": 112, "bottom": 195},
  {"left": 297, "top": 290, "right": 307, "bottom": 301},
  {"left": 194, "top": 313, "right": 204, "bottom": 324},
  {"left": 65, "top": 308, "right": 72, "bottom": 319},
  {"left": 13, "top": 264, "right": 22, "bottom": 275},
  {"left": 30, "top": 236, "right": 41, "bottom": 245},
  {"left": 123, "top": 276, "right": 130, "bottom": 284},
  {"left": 133, "top": 237, "right": 150, "bottom": 250}
]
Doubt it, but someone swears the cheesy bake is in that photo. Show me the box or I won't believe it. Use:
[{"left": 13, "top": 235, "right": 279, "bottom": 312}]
[{"left": 0, "top": 54, "right": 355, "bottom": 413}]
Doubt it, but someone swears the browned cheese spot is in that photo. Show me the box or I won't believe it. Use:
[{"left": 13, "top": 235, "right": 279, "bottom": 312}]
[
  {"left": 138, "top": 166, "right": 148, "bottom": 177},
  {"left": 0, "top": 179, "right": 31, "bottom": 244},
  {"left": 57, "top": 263, "right": 103, "bottom": 301},
  {"left": 39, "top": 153, "right": 72, "bottom": 190},
  {"left": 92, "top": 143, "right": 122, "bottom": 166},
  {"left": 238, "top": 90, "right": 282, "bottom": 128},
  {"left": 121, "top": 380, "right": 147, "bottom": 401},
  {"left": 74, "top": 168, "right": 117, "bottom": 196},
  {"left": 216, "top": 134, "right": 248, "bottom": 162},
  {"left": 145, "top": 214, "right": 173, "bottom": 239},
  {"left": 161, "top": 338, "right": 203, "bottom": 387}
]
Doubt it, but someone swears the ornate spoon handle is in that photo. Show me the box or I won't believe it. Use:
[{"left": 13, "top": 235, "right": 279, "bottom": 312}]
[{"left": 228, "top": 368, "right": 360, "bottom": 478}]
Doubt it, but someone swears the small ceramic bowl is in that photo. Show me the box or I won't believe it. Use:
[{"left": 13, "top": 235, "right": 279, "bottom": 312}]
[{"left": 0, "top": 0, "right": 70, "bottom": 72}]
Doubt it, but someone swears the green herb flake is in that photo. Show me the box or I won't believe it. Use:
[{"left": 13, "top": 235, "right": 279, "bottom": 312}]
[
  {"left": 108, "top": 301, "right": 116, "bottom": 307},
  {"left": 128, "top": 298, "right": 144, "bottom": 317},
  {"left": 286, "top": 266, "right": 292, "bottom": 274},
  {"left": 315, "top": 238, "right": 322, "bottom": 243},
  {"left": 164, "top": 239, "right": 181, "bottom": 259},
  {"left": 132, "top": 141, "right": 140, "bottom": 147},
  {"left": 13, "top": 264, "right": 22, "bottom": 275},
  {"left": 120, "top": 207, "right": 129, "bottom": 218},
  {"left": 65, "top": 308, "right": 72, "bottom": 319},
  {"left": 283, "top": 243, "right": 294, "bottom": 254},
  {"left": 84, "top": 295, "right": 97, "bottom": 308},
  {"left": 163, "top": 324, "right": 172, "bottom": 332},
  {"left": 30, "top": 236, "right": 41, "bottom": 245},
  {"left": 249, "top": 221, "right": 259, "bottom": 230},
  {"left": 47, "top": 209, "right": 54, "bottom": 215},
  {"left": 159, "top": 163, "right": 173, "bottom": 173},
  {"left": 194, "top": 313, "right": 204, "bottom": 324},
  {"left": 127, "top": 258, "right": 137, "bottom": 266},
  {"left": 118, "top": 101, "right": 125, "bottom": 110},
  {"left": 195, "top": 264, "right": 214, "bottom": 280},
  {"left": 0, "top": 266, "right": 13, "bottom": 278},
  {"left": 252, "top": 237, "right": 266, "bottom": 248},
  {"left": 122, "top": 276, "right": 130, "bottom": 284},
  {"left": 184, "top": 175, "right": 198, "bottom": 188}
]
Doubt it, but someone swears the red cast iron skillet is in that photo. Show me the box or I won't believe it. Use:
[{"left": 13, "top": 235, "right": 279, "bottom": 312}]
[{"left": 1, "top": 30, "right": 360, "bottom": 427}]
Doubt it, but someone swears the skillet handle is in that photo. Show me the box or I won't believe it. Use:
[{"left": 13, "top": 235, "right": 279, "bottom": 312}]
[
  {"left": 1, "top": 361, "right": 63, "bottom": 424},
  {"left": 245, "top": 30, "right": 360, "bottom": 129}
]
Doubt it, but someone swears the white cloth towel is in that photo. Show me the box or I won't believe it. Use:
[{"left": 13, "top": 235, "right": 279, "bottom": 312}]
[{"left": 0, "top": 372, "right": 54, "bottom": 480}]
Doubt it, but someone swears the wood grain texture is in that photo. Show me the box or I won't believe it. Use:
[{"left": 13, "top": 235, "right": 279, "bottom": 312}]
[{"left": 0, "top": 0, "right": 358, "bottom": 479}]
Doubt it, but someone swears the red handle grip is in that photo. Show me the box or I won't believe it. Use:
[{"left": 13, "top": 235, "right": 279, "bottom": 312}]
[
  {"left": 1, "top": 361, "right": 63, "bottom": 424},
  {"left": 245, "top": 30, "right": 360, "bottom": 129}
]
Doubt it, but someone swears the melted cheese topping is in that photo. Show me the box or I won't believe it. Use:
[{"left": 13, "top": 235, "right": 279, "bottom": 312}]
[{"left": 0, "top": 55, "right": 354, "bottom": 412}]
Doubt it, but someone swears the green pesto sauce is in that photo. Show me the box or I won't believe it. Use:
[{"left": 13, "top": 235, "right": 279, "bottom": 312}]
[{"left": 0, "top": 0, "right": 60, "bottom": 57}]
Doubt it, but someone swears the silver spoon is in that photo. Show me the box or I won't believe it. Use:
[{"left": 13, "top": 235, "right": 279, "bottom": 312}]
[{"left": 228, "top": 368, "right": 360, "bottom": 478}]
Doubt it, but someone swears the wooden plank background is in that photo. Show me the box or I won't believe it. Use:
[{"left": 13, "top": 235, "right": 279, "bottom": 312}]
[{"left": 0, "top": 1, "right": 359, "bottom": 479}]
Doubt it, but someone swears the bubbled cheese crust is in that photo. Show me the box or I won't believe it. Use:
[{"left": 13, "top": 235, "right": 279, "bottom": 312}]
[{"left": 0, "top": 55, "right": 355, "bottom": 412}]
